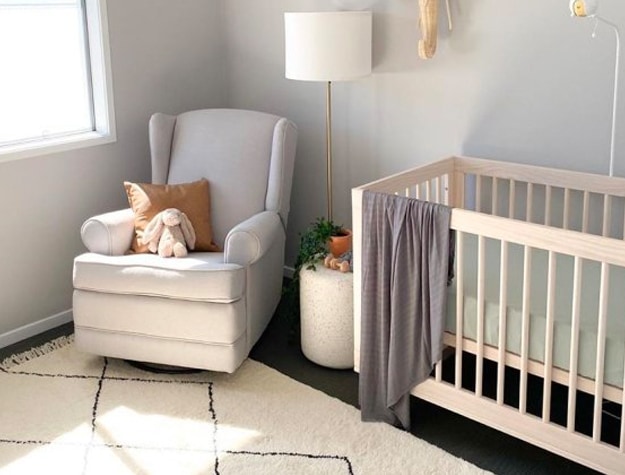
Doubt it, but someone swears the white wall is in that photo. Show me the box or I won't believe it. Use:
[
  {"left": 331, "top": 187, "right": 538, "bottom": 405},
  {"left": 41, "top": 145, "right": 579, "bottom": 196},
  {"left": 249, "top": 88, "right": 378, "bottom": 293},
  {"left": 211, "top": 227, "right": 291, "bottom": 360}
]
[
  {"left": 3, "top": 0, "right": 625, "bottom": 343},
  {"left": 222, "top": 0, "right": 625, "bottom": 266},
  {"left": 0, "top": 0, "right": 225, "bottom": 343}
]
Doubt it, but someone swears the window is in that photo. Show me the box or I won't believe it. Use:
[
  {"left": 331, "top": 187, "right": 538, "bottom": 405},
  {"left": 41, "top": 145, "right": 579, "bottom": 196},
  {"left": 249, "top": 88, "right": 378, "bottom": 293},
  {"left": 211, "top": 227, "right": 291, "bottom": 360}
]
[{"left": 0, "top": 0, "right": 115, "bottom": 161}]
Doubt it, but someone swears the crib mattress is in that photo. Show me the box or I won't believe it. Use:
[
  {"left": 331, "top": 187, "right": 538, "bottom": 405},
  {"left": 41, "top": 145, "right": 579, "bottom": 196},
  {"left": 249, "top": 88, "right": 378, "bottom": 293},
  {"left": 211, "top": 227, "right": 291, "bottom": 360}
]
[{"left": 445, "top": 234, "right": 625, "bottom": 389}]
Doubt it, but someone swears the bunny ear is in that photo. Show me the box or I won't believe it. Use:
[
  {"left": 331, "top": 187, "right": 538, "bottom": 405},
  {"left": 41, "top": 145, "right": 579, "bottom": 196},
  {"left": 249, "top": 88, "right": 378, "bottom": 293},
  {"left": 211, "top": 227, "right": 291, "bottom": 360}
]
[
  {"left": 179, "top": 212, "right": 196, "bottom": 250},
  {"left": 141, "top": 211, "right": 164, "bottom": 248}
]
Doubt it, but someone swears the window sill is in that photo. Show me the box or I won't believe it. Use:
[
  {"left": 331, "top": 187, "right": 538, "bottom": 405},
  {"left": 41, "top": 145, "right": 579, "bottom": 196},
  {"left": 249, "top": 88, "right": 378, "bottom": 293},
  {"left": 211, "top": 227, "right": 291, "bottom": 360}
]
[{"left": 0, "top": 130, "right": 117, "bottom": 163}]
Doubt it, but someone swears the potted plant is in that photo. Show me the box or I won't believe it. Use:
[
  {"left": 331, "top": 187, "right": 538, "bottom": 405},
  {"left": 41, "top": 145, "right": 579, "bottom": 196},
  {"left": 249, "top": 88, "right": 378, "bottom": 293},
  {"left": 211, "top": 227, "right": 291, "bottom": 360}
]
[
  {"left": 296, "top": 217, "right": 346, "bottom": 269},
  {"left": 283, "top": 217, "right": 352, "bottom": 337},
  {"left": 328, "top": 225, "right": 352, "bottom": 259}
]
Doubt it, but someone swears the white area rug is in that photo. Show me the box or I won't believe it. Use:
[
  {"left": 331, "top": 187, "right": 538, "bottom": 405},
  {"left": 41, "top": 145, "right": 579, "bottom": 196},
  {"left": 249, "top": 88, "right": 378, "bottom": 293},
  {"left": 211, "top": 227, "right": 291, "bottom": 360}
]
[{"left": 0, "top": 337, "right": 489, "bottom": 474}]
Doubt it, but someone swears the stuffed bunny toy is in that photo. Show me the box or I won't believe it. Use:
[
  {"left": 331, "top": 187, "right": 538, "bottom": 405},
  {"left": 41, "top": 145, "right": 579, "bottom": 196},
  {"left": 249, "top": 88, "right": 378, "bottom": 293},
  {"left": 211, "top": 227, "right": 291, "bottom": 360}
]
[{"left": 141, "top": 208, "right": 196, "bottom": 258}]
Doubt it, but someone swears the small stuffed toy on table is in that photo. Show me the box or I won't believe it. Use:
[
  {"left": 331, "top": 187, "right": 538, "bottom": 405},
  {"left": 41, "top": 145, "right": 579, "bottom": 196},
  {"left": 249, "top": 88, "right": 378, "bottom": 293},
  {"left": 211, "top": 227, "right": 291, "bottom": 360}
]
[
  {"left": 141, "top": 208, "right": 196, "bottom": 258},
  {"left": 323, "top": 251, "right": 352, "bottom": 273}
]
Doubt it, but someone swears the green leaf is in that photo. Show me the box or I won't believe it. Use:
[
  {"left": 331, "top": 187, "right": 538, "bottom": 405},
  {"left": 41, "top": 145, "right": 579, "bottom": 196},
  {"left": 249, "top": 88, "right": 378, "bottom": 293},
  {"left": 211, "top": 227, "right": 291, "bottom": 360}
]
[{"left": 283, "top": 216, "right": 346, "bottom": 330}]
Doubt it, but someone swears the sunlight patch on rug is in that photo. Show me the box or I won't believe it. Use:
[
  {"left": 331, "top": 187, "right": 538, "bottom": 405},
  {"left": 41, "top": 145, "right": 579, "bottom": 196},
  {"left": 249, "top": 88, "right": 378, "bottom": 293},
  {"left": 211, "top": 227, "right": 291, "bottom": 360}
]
[{"left": 0, "top": 337, "right": 490, "bottom": 474}]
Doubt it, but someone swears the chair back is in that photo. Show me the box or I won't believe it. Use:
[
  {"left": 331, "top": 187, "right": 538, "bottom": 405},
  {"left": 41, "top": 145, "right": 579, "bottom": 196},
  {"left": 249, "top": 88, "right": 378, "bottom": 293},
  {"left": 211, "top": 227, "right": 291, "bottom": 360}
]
[{"left": 149, "top": 109, "right": 297, "bottom": 245}]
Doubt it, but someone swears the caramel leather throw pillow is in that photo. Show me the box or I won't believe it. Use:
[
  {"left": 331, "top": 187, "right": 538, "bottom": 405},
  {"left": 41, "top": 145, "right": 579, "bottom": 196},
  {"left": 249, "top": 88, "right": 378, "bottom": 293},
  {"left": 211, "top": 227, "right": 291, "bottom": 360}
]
[{"left": 124, "top": 178, "right": 220, "bottom": 253}]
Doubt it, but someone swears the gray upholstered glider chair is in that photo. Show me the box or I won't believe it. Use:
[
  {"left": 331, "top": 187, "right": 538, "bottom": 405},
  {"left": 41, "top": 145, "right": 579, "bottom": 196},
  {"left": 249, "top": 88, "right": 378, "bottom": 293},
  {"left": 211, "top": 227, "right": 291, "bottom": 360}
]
[{"left": 72, "top": 109, "right": 297, "bottom": 372}]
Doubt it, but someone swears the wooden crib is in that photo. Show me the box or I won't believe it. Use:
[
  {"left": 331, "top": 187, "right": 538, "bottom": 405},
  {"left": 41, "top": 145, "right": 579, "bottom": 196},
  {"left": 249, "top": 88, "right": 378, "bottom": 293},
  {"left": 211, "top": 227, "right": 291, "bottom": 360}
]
[{"left": 352, "top": 156, "right": 625, "bottom": 474}]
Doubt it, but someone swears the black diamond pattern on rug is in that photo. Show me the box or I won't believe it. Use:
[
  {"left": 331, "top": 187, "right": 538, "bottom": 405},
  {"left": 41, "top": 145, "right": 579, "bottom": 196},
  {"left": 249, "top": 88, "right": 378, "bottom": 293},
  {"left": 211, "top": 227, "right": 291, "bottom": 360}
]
[{"left": 0, "top": 355, "right": 354, "bottom": 474}]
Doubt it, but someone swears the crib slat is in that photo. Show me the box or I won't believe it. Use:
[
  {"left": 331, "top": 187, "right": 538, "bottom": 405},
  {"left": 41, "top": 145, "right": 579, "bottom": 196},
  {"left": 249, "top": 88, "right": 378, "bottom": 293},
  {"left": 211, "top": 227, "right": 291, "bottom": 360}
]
[
  {"left": 542, "top": 251, "right": 556, "bottom": 423},
  {"left": 592, "top": 262, "right": 610, "bottom": 442},
  {"left": 405, "top": 187, "right": 410, "bottom": 198},
  {"left": 509, "top": 179, "right": 516, "bottom": 219},
  {"left": 563, "top": 188, "right": 571, "bottom": 230},
  {"left": 621, "top": 364, "right": 625, "bottom": 451},
  {"left": 519, "top": 245, "right": 532, "bottom": 414},
  {"left": 476, "top": 235, "right": 485, "bottom": 397},
  {"left": 439, "top": 174, "right": 447, "bottom": 205},
  {"left": 441, "top": 175, "right": 453, "bottom": 206},
  {"left": 602, "top": 195, "right": 612, "bottom": 237},
  {"left": 455, "top": 232, "right": 465, "bottom": 389},
  {"left": 453, "top": 171, "right": 465, "bottom": 208},
  {"left": 435, "top": 359, "right": 442, "bottom": 382},
  {"left": 415, "top": 184, "right": 420, "bottom": 200},
  {"left": 476, "top": 175, "right": 482, "bottom": 212},
  {"left": 545, "top": 185, "right": 552, "bottom": 226},
  {"left": 526, "top": 183, "right": 533, "bottom": 223},
  {"left": 623, "top": 202, "right": 625, "bottom": 239},
  {"left": 426, "top": 180, "right": 432, "bottom": 202},
  {"left": 434, "top": 177, "right": 441, "bottom": 204},
  {"left": 492, "top": 177, "right": 498, "bottom": 216},
  {"left": 567, "top": 256, "right": 583, "bottom": 432},
  {"left": 496, "top": 240, "right": 508, "bottom": 406},
  {"left": 582, "top": 191, "right": 590, "bottom": 233}
]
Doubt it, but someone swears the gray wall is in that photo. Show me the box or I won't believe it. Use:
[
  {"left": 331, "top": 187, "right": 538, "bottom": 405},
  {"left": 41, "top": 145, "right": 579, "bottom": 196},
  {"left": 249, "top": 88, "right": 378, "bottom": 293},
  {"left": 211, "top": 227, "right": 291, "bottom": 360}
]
[
  {"left": 222, "top": 0, "right": 625, "bottom": 266},
  {"left": 0, "top": 0, "right": 225, "bottom": 341},
  {"left": 2, "top": 0, "right": 624, "bottom": 342}
]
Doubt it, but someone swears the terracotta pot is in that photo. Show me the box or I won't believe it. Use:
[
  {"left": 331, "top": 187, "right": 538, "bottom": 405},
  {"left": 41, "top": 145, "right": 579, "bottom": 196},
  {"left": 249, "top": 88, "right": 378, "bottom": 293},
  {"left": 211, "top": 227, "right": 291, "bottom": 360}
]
[{"left": 328, "top": 229, "right": 352, "bottom": 258}]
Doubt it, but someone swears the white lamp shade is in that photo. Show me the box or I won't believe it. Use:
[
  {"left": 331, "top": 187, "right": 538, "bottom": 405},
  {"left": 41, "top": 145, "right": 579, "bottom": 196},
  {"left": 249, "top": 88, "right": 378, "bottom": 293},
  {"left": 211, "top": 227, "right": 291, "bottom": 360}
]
[{"left": 285, "top": 12, "right": 372, "bottom": 82}]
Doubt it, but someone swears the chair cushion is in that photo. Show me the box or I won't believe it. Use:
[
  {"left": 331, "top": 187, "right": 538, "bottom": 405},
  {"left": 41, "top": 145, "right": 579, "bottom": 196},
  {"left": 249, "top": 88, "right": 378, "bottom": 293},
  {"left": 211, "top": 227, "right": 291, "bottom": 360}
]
[
  {"left": 73, "top": 252, "right": 244, "bottom": 302},
  {"left": 73, "top": 291, "right": 247, "bottom": 347},
  {"left": 124, "top": 178, "right": 220, "bottom": 253}
]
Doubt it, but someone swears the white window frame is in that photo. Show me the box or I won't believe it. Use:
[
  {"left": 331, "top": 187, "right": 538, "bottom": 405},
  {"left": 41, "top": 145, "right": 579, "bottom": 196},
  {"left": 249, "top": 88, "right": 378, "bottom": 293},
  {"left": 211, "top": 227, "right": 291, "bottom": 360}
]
[{"left": 0, "top": 0, "right": 116, "bottom": 162}]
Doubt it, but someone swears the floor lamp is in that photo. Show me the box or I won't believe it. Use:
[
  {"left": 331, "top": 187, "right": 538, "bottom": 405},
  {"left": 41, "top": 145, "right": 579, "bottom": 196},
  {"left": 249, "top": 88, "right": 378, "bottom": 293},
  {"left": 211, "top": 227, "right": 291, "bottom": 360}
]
[
  {"left": 570, "top": 0, "right": 621, "bottom": 177},
  {"left": 285, "top": 11, "right": 372, "bottom": 221}
]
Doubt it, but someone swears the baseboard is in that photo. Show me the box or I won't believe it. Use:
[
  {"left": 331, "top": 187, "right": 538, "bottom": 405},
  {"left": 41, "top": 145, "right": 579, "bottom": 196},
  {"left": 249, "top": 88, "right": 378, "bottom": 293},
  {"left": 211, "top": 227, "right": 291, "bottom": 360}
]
[
  {"left": 0, "top": 309, "right": 73, "bottom": 349},
  {"left": 283, "top": 265, "right": 295, "bottom": 279}
]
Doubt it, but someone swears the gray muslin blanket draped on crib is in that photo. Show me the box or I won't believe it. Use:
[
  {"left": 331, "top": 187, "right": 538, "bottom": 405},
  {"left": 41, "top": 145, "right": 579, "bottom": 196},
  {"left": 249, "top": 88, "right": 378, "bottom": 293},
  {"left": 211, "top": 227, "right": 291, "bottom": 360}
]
[{"left": 359, "top": 190, "right": 452, "bottom": 430}]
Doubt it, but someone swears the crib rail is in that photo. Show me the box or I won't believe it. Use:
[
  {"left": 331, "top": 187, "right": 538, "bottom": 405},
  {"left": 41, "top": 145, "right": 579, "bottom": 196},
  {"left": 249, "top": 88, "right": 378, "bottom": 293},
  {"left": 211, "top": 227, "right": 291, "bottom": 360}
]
[
  {"left": 450, "top": 211, "right": 624, "bottom": 401},
  {"left": 352, "top": 156, "right": 625, "bottom": 475},
  {"left": 455, "top": 155, "right": 625, "bottom": 239},
  {"left": 452, "top": 209, "right": 625, "bottom": 267}
]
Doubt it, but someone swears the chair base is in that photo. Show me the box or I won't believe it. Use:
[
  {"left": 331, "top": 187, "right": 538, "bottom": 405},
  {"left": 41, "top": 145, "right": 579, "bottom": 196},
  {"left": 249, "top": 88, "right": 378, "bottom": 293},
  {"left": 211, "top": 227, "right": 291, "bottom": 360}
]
[
  {"left": 74, "top": 326, "right": 247, "bottom": 373},
  {"left": 124, "top": 360, "right": 203, "bottom": 374}
]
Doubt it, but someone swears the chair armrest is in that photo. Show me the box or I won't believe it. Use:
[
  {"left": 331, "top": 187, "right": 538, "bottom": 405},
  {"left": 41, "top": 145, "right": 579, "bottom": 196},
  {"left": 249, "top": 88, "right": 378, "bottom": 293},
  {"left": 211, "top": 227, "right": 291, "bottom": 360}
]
[
  {"left": 80, "top": 208, "right": 135, "bottom": 255},
  {"left": 224, "top": 211, "right": 283, "bottom": 266}
]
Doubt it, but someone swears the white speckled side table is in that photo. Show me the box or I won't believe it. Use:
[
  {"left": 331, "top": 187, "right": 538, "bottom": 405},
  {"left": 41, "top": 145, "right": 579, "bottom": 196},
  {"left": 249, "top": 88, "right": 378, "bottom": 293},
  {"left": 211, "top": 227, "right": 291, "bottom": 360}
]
[{"left": 299, "top": 261, "right": 354, "bottom": 369}]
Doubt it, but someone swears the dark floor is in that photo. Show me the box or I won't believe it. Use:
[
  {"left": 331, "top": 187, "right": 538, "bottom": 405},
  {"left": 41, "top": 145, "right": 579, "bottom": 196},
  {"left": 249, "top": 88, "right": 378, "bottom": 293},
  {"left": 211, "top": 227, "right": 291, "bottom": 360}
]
[
  {"left": 0, "top": 300, "right": 602, "bottom": 475},
  {"left": 250, "top": 298, "right": 600, "bottom": 475}
]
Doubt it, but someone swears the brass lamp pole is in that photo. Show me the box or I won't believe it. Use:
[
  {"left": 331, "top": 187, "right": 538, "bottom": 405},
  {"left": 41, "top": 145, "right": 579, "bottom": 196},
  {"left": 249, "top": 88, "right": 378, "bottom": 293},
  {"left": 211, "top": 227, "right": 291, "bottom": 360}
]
[
  {"left": 326, "top": 81, "right": 333, "bottom": 221},
  {"left": 284, "top": 11, "right": 372, "bottom": 221}
]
